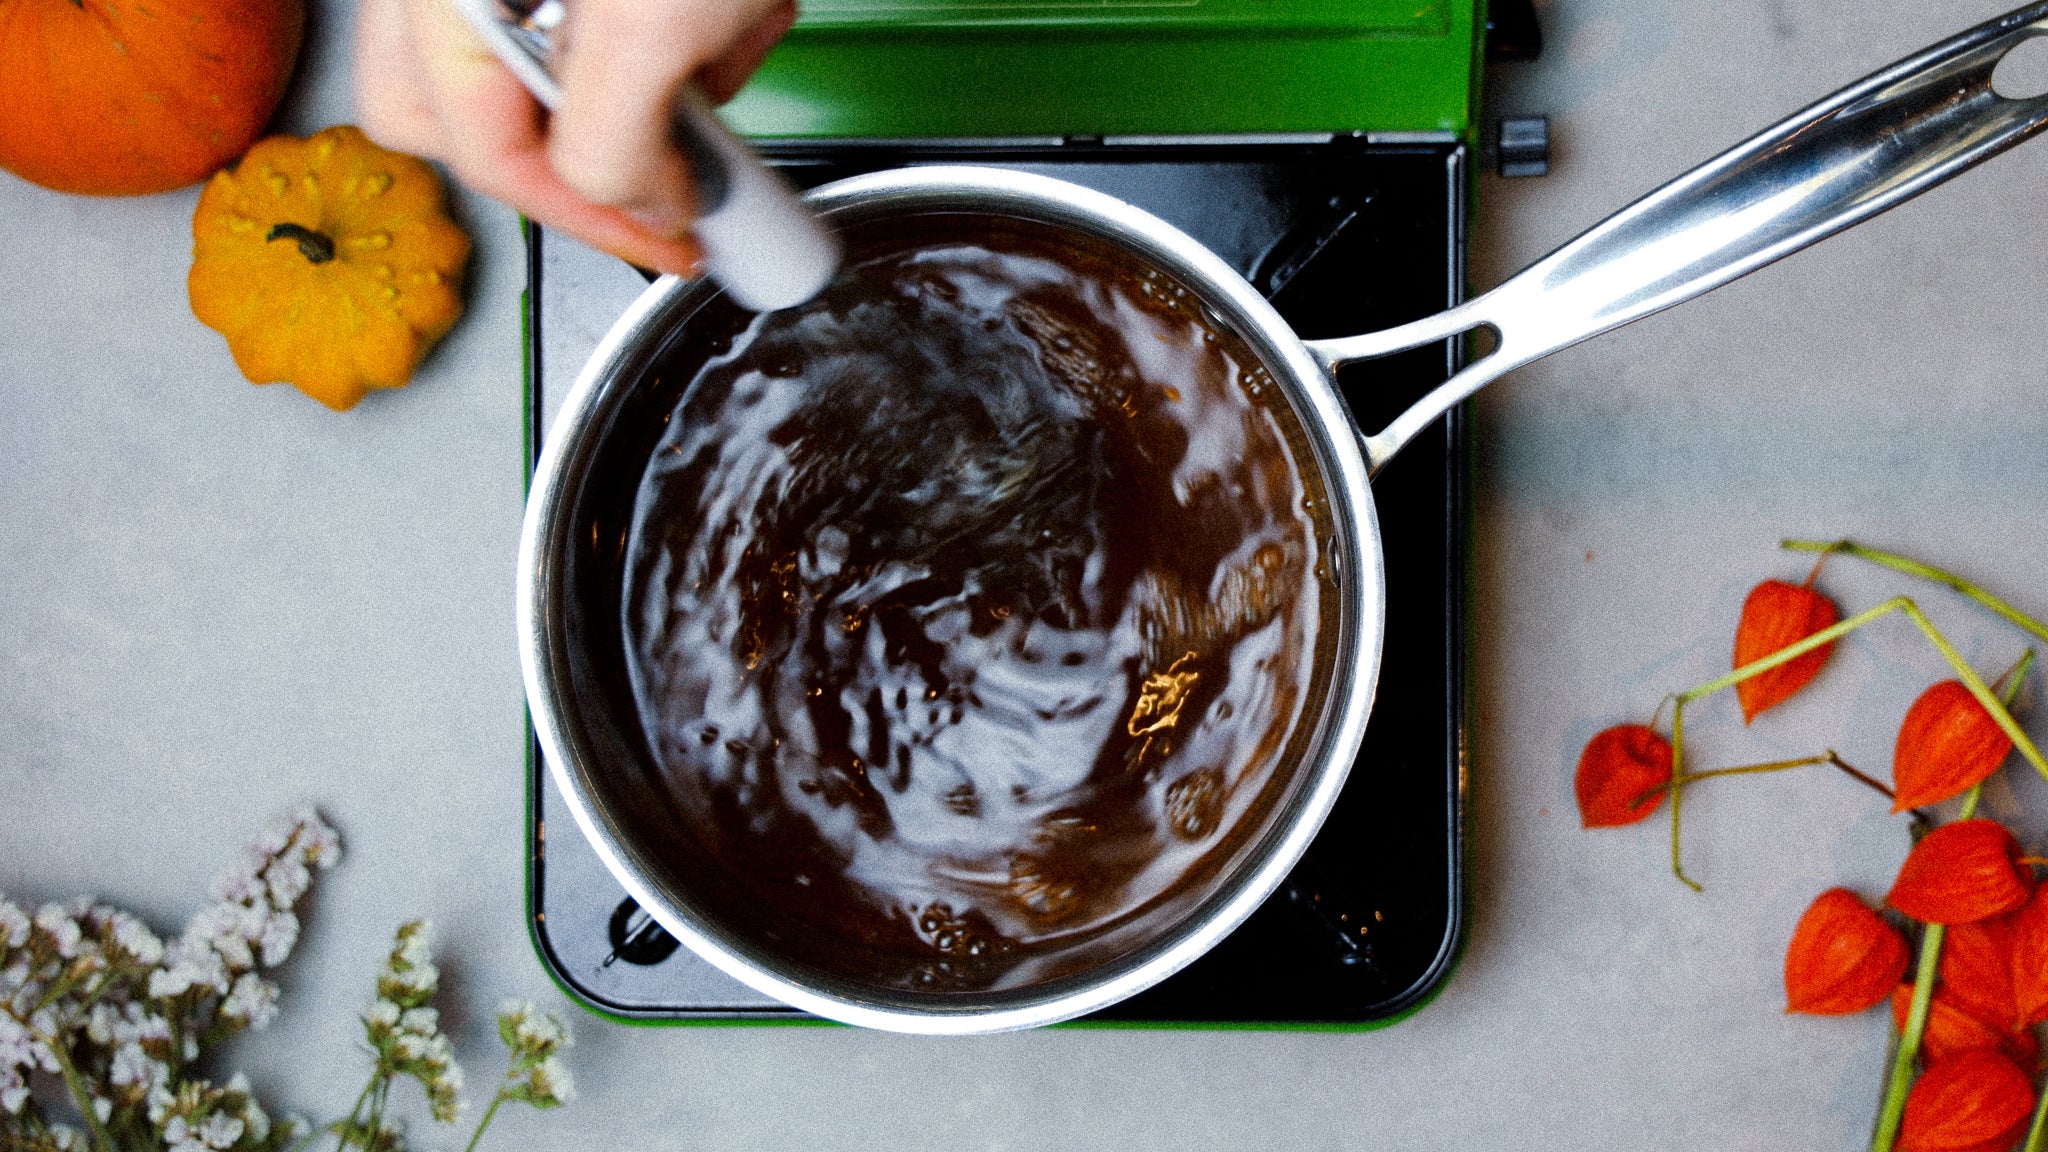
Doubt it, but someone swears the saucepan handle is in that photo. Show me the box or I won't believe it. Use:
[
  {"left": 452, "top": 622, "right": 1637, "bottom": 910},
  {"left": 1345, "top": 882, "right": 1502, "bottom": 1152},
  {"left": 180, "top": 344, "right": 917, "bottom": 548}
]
[
  {"left": 1305, "top": 1, "right": 2048, "bottom": 477},
  {"left": 451, "top": 0, "right": 840, "bottom": 312}
]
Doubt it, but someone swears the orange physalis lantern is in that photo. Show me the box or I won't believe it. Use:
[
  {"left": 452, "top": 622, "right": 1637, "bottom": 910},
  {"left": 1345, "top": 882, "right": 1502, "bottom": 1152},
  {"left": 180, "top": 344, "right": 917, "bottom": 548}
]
[
  {"left": 2008, "top": 886, "right": 2048, "bottom": 1029},
  {"left": 1941, "top": 915, "right": 2022, "bottom": 1034},
  {"left": 1892, "top": 680, "right": 2015, "bottom": 812},
  {"left": 1890, "top": 985, "right": 2040, "bottom": 1068},
  {"left": 1574, "top": 725, "right": 1673, "bottom": 828},
  {"left": 1897, "top": 1049, "right": 2036, "bottom": 1152},
  {"left": 1887, "top": 820, "right": 2033, "bottom": 925},
  {"left": 1784, "top": 888, "right": 1909, "bottom": 1015},
  {"left": 1732, "top": 580, "right": 1840, "bottom": 723}
]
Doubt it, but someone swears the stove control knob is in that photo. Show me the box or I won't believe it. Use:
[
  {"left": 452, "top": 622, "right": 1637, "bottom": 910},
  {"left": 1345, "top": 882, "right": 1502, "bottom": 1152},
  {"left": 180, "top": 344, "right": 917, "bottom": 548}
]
[
  {"left": 1497, "top": 117, "right": 1552, "bottom": 179},
  {"left": 604, "top": 898, "right": 682, "bottom": 967}
]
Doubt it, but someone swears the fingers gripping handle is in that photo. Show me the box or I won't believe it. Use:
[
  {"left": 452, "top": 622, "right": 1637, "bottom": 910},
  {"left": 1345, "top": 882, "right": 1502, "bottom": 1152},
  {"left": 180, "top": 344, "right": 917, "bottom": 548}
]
[
  {"left": 453, "top": 0, "right": 840, "bottom": 311},
  {"left": 1308, "top": 1, "right": 2048, "bottom": 477}
]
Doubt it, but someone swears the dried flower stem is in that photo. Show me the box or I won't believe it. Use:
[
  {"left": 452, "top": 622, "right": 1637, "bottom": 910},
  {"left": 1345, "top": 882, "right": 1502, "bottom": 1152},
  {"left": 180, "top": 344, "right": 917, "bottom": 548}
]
[
  {"left": 1826, "top": 752, "right": 1901, "bottom": 803},
  {"left": 1675, "top": 755, "right": 1839, "bottom": 787},
  {"left": 367, "top": 1077, "right": 392, "bottom": 1148},
  {"left": 333, "top": 1073, "right": 387, "bottom": 1151},
  {"left": 1784, "top": 539, "right": 2048, "bottom": 646},
  {"left": 1665, "top": 598, "right": 2045, "bottom": 889},
  {"left": 44, "top": 1027, "right": 115, "bottom": 1152},
  {"left": 335, "top": 1076, "right": 379, "bottom": 1152},
  {"left": 462, "top": 1094, "right": 507, "bottom": 1152},
  {"left": 1630, "top": 753, "right": 1846, "bottom": 810},
  {"left": 1635, "top": 752, "right": 1898, "bottom": 872},
  {"left": 1655, "top": 752, "right": 1894, "bottom": 887}
]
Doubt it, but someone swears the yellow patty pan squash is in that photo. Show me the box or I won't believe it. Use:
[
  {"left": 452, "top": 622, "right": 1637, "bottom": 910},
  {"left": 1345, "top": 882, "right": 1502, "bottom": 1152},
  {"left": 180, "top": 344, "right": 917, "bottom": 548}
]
[{"left": 189, "top": 125, "right": 470, "bottom": 411}]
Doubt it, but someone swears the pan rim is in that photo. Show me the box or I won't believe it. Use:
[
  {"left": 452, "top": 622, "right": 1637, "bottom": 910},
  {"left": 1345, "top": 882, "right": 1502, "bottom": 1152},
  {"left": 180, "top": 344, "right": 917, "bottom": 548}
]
[{"left": 516, "top": 165, "right": 1385, "bottom": 1034}]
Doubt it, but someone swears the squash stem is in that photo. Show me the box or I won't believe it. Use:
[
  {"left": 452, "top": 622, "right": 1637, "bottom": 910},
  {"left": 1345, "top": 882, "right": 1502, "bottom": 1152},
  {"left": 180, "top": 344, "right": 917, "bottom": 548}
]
[{"left": 267, "top": 222, "right": 336, "bottom": 264}]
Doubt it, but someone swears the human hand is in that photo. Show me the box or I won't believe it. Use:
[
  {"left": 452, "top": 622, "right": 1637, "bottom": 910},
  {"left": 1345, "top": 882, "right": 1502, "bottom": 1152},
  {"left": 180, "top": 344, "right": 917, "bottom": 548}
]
[{"left": 356, "top": 0, "right": 798, "bottom": 275}]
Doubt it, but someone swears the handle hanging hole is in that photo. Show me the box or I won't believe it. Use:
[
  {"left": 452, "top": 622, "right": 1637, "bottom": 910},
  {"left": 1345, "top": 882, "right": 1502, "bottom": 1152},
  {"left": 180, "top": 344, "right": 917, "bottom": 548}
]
[
  {"left": 1992, "top": 34, "right": 2048, "bottom": 100},
  {"left": 1468, "top": 323, "right": 1502, "bottom": 362}
]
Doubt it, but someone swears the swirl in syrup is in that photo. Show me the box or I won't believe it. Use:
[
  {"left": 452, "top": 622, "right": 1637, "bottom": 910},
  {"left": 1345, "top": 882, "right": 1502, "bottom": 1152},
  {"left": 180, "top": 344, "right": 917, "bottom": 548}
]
[{"left": 624, "top": 220, "right": 1328, "bottom": 991}]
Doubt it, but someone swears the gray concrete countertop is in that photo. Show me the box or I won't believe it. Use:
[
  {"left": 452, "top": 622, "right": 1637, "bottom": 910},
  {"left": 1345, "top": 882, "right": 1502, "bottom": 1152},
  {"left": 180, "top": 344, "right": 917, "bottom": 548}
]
[{"left": 7, "top": 1, "right": 2048, "bottom": 1148}]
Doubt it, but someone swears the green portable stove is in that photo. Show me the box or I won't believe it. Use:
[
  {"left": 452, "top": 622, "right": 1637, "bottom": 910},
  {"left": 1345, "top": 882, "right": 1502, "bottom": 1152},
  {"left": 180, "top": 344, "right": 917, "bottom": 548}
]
[{"left": 525, "top": 0, "right": 1516, "bottom": 1026}]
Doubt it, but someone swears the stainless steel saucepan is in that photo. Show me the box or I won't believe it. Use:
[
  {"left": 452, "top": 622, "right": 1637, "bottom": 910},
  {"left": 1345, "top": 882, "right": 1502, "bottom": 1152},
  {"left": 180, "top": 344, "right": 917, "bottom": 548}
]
[{"left": 519, "top": 3, "right": 2048, "bottom": 1033}]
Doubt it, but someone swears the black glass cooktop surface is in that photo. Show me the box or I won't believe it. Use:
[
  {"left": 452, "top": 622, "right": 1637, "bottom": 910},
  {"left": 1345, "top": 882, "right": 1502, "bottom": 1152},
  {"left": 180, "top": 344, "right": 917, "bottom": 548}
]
[{"left": 525, "top": 136, "right": 1469, "bottom": 1026}]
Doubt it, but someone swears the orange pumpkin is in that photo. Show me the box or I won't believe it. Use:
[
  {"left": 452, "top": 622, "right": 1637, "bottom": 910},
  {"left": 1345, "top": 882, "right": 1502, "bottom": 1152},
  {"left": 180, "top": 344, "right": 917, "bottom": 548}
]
[{"left": 0, "top": 0, "right": 303, "bottom": 196}]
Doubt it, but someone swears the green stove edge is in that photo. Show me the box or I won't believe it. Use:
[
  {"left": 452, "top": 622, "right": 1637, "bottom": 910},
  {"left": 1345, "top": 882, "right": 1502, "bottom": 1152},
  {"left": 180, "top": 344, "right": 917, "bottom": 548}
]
[{"left": 722, "top": 0, "right": 1485, "bottom": 143}]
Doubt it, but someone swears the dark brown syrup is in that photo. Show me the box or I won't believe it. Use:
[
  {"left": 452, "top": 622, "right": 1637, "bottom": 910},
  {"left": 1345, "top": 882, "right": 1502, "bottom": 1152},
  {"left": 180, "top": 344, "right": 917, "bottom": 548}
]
[{"left": 623, "top": 216, "right": 1332, "bottom": 991}]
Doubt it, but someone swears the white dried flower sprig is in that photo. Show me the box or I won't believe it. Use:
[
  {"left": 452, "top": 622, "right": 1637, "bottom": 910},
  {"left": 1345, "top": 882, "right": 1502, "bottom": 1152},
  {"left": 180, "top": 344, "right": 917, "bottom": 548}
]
[
  {"left": 338, "top": 920, "right": 465, "bottom": 1149},
  {"left": 457, "top": 1002, "right": 575, "bottom": 1152},
  {"left": 2, "top": 807, "right": 336, "bottom": 1152},
  {"left": 151, "top": 1074, "right": 279, "bottom": 1152},
  {"left": 2, "top": 809, "right": 576, "bottom": 1152},
  {"left": 338, "top": 927, "right": 576, "bottom": 1152},
  {"left": 495, "top": 1001, "right": 574, "bottom": 1109}
]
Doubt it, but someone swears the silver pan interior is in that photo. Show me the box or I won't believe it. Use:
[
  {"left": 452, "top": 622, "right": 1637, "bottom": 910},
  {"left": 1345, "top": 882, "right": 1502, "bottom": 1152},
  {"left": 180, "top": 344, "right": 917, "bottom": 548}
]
[{"left": 517, "top": 166, "right": 1385, "bottom": 1033}]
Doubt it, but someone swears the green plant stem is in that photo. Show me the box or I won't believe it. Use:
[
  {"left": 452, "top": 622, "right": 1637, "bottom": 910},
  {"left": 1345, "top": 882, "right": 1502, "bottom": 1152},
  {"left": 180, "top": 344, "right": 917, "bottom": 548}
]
[
  {"left": 1671, "top": 699, "right": 1696, "bottom": 890},
  {"left": 1677, "top": 598, "right": 1903, "bottom": 706},
  {"left": 166, "top": 989, "right": 196, "bottom": 1086},
  {"left": 2020, "top": 1072, "right": 2048, "bottom": 1152},
  {"left": 1871, "top": 919, "right": 1946, "bottom": 1152},
  {"left": 1784, "top": 539, "right": 2048, "bottom": 646},
  {"left": 28, "top": 971, "right": 77, "bottom": 1017},
  {"left": 463, "top": 1092, "right": 510, "bottom": 1152},
  {"left": 40, "top": 1026, "right": 116, "bottom": 1152},
  {"left": 1630, "top": 753, "right": 1836, "bottom": 810},
  {"left": 1868, "top": 663, "right": 2024, "bottom": 1152},
  {"left": 335, "top": 1070, "right": 383, "bottom": 1151},
  {"left": 1870, "top": 788, "right": 1978, "bottom": 1152},
  {"left": 1681, "top": 755, "right": 1839, "bottom": 785},
  {"left": 1960, "top": 789, "right": 1986, "bottom": 823},
  {"left": 1871, "top": 786, "right": 1988, "bottom": 1152},
  {"left": 27, "top": 954, "right": 123, "bottom": 1019},
  {"left": 1997, "top": 649, "right": 2037, "bottom": 693},
  {"left": 1665, "top": 597, "right": 2048, "bottom": 888},
  {"left": 1900, "top": 601, "right": 2048, "bottom": 781},
  {"left": 365, "top": 1075, "right": 392, "bottom": 1150}
]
